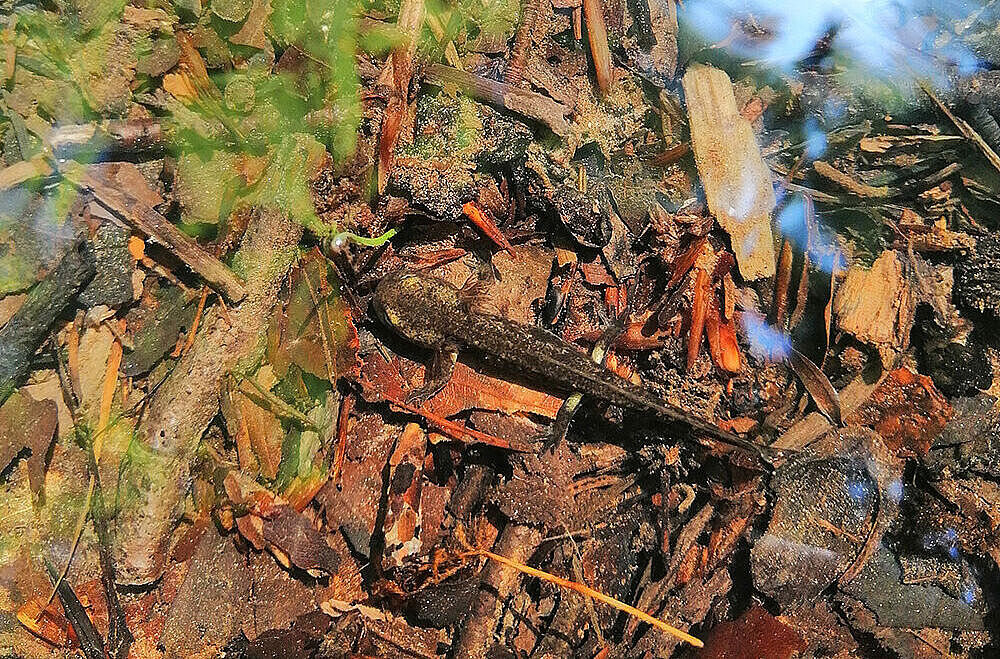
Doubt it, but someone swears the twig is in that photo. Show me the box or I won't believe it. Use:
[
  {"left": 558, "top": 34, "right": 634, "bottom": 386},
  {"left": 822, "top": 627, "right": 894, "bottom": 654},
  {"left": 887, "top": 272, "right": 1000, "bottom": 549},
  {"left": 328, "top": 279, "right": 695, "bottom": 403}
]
[
  {"left": 180, "top": 286, "right": 209, "bottom": 356},
  {"left": 382, "top": 392, "right": 530, "bottom": 451},
  {"left": 59, "top": 161, "right": 247, "bottom": 303},
  {"left": 813, "top": 160, "right": 891, "bottom": 198},
  {"left": 45, "top": 118, "right": 167, "bottom": 160},
  {"left": 581, "top": 0, "right": 612, "bottom": 95},
  {"left": 505, "top": 0, "right": 545, "bottom": 86},
  {"left": 921, "top": 79, "right": 1000, "bottom": 178},
  {"left": 51, "top": 343, "right": 132, "bottom": 659},
  {"left": 423, "top": 64, "right": 571, "bottom": 135},
  {"left": 230, "top": 372, "right": 317, "bottom": 429},
  {"left": 43, "top": 559, "right": 104, "bottom": 659},
  {"left": 462, "top": 541, "right": 704, "bottom": 648},
  {"left": 330, "top": 390, "right": 354, "bottom": 481}
]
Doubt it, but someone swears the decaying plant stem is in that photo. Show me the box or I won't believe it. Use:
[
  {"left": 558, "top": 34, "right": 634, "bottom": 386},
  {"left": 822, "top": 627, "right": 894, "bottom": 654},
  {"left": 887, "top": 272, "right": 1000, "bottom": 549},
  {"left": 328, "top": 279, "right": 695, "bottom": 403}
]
[
  {"left": 424, "top": 64, "right": 570, "bottom": 135},
  {"left": 61, "top": 162, "right": 247, "bottom": 303}
]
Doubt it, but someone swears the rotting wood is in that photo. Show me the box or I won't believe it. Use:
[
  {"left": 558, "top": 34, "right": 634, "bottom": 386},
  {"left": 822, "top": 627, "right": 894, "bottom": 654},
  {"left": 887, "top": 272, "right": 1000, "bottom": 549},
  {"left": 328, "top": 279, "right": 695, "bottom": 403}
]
[{"left": 833, "top": 250, "right": 915, "bottom": 366}]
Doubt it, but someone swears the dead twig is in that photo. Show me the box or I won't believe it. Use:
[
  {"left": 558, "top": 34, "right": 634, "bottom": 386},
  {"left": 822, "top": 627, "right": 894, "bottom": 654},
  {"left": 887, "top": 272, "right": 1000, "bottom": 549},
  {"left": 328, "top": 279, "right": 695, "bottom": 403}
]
[
  {"left": 582, "top": 0, "right": 612, "bottom": 95},
  {"left": 0, "top": 239, "right": 95, "bottom": 406},
  {"left": 505, "top": 0, "right": 545, "bottom": 86},
  {"left": 813, "top": 160, "right": 891, "bottom": 198},
  {"left": 457, "top": 528, "right": 704, "bottom": 648},
  {"left": 921, "top": 79, "right": 1000, "bottom": 178},
  {"left": 423, "top": 64, "right": 571, "bottom": 135},
  {"left": 60, "top": 162, "right": 247, "bottom": 303}
]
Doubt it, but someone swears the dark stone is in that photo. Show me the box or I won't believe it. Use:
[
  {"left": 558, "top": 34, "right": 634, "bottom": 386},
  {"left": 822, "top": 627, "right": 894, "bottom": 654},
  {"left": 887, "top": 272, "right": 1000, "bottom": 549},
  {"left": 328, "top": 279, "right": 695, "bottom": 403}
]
[
  {"left": 839, "top": 546, "right": 985, "bottom": 630},
  {"left": 927, "top": 394, "right": 1000, "bottom": 478},
  {"left": 921, "top": 340, "right": 993, "bottom": 397},
  {"left": 954, "top": 232, "right": 1000, "bottom": 319}
]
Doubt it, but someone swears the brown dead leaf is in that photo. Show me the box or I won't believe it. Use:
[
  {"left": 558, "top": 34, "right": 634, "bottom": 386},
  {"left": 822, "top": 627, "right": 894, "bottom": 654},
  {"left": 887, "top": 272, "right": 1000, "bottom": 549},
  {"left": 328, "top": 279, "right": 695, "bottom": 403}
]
[
  {"left": 0, "top": 390, "right": 58, "bottom": 501},
  {"left": 261, "top": 504, "right": 342, "bottom": 576},
  {"left": 221, "top": 375, "right": 284, "bottom": 479},
  {"left": 787, "top": 348, "right": 842, "bottom": 426},
  {"left": 359, "top": 349, "right": 562, "bottom": 419},
  {"left": 269, "top": 248, "right": 360, "bottom": 382}
]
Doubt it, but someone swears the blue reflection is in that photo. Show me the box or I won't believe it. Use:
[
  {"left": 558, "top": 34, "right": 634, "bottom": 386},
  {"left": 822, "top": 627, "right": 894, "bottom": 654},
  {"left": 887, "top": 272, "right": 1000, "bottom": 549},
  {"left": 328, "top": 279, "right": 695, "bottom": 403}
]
[
  {"left": 742, "top": 313, "right": 791, "bottom": 360},
  {"left": 777, "top": 198, "right": 808, "bottom": 249},
  {"left": 922, "top": 527, "right": 961, "bottom": 561},
  {"left": 683, "top": 0, "right": 983, "bottom": 94},
  {"left": 886, "top": 478, "right": 903, "bottom": 502},
  {"left": 846, "top": 479, "right": 869, "bottom": 501},
  {"left": 804, "top": 118, "right": 828, "bottom": 159}
]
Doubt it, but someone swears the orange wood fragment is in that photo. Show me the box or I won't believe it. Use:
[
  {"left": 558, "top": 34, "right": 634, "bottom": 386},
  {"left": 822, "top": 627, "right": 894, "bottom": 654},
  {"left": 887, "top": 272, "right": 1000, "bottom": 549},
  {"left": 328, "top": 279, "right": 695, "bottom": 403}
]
[
  {"left": 17, "top": 599, "right": 70, "bottom": 648},
  {"left": 687, "top": 267, "right": 709, "bottom": 372},
  {"left": 462, "top": 201, "right": 516, "bottom": 256},
  {"left": 705, "top": 299, "right": 742, "bottom": 374}
]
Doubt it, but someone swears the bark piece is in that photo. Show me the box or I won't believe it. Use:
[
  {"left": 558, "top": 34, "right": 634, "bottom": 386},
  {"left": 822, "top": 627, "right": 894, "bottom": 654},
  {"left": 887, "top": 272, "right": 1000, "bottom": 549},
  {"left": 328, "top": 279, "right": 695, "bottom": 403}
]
[
  {"left": 161, "top": 527, "right": 252, "bottom": 658},
  {"left": 833, "top": 250, "right": 915, "bottom": 365},
  {"left": 423, "top": 64, "right": 571, "bottom": 136},
  {"left": 847, "top": 367, "right": 952, "bottom": 458},
  {"left": 682, "top": 65, "right": 776, "bottom": 280},
  {"left": 0, "top": 240, "right": 95, "bottom": 406}
]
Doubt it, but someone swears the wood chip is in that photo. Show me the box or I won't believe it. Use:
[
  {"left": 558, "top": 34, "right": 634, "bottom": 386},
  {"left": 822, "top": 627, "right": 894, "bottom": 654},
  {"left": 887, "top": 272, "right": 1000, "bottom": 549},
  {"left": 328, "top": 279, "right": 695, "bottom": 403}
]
[
  {"left": 682, "top": 65, "right": 776, "bottom": 280},
  {"left": 833, "top": 250, "right": 915, "bottom": 366}
]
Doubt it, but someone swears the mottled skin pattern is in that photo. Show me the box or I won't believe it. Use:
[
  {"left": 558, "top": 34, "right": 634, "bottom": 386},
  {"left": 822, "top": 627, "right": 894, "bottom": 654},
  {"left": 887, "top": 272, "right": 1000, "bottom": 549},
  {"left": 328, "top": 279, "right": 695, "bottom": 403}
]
[{"left": 374, "top": 270, "right": 767, "bottom": 455}]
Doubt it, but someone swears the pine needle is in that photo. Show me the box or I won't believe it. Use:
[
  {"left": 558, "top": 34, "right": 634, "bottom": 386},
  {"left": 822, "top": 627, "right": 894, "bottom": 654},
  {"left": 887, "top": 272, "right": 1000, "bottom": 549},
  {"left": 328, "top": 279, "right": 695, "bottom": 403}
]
[{"left": 465, "top": 546, "right": 705, "bottom": 648}]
